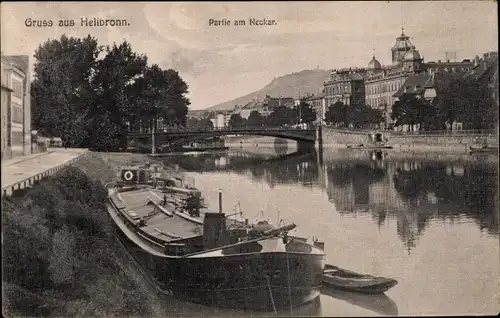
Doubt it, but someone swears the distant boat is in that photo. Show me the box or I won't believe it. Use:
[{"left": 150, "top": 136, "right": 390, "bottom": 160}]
[
  {"left": 347, "top": 144, "right": 393, "bottom": 150},
  {"left": 322, "top": 264, "right": 398, "bottom": 294},
  {"left": 469, "top": 146, "right": 498, "bottom": 154}
]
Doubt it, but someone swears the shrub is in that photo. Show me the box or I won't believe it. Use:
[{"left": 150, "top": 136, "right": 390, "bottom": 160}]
[{"left": 2, "top": 154, "right": 153, "bottom": 317}]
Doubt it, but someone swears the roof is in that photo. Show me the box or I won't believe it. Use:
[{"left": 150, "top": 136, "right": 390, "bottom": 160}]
[
  {"left": 368, "top": 56, "right": 382, "bottom": 69},
  {"left": 393, "top": 73, "right": 432, "bottom": 97},
  {"left": 404, "top": 49, "right": 421, "bottom": 61},
  {"left": 1, "top": 55, "right": 29, "bottom": 74},
  {"left": 466, "top": 53, "right": 499, "bottom": 81},
  {"left": 391, "top": 30, "right": 415, "bottom": 52},
  {"left": 325, "top": 72, "right": 364, "bottom": 84},
  {"left": 306, "top": 93, "right": 325, "bottom": 101},
  {"left": 1, "top": 84, "right": 13, "bottom": 91}
]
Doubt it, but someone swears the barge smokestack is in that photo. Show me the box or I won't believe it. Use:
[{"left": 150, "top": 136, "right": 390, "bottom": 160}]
[{"left": 203, "top": 212, "right": 226, "bottom": 249}]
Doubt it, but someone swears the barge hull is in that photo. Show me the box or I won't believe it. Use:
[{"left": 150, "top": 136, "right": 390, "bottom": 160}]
[{"left": 113, "top": 216, "right": 323, "bottom": 310}]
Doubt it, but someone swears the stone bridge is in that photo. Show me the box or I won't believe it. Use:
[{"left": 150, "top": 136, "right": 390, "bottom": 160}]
[{"left": 127, "top": 127, "right": 319, "bottom": 153}]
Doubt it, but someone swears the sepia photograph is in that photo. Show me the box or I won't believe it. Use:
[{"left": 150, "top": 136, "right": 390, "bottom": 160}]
[{"left": 1, "top": 1, "right": 498, "bottom": 317}]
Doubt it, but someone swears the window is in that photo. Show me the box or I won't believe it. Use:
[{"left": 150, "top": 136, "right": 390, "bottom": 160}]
[
  {"left": 12, "top": 104, "right": 23, "bottom": 123},
  {"left": 12, "top": 80, "right": 23, "bottom": 99}
]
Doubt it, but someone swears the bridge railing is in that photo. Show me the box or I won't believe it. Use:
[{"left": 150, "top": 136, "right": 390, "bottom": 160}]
[
  {"left": 323, "top": 126, "right": 497, "bottom": 137},
  {"left": 389, "top": 129, "right": 497, "bottom": 136},
  {"left": 129, "top": 126, "right": 315, "bottom": 134}
]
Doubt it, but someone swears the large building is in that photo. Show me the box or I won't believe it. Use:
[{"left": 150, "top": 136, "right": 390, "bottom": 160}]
[
  {"left": 1, "top": 55, "right": 31, "bottom": 159},
  {"left": 325, "top": 29, "right": 474, "bottom": 128},
  {"left": 364, "top": 29, "right": 426, "bottom": 127},
  {"left": 305, "top": 92, "right": 326, "bottom": 124},
  {"left": 324, "top": 68, "right": 365, "bottom": 107}
]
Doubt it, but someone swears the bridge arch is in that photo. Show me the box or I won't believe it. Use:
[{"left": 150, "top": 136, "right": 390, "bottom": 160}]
[{"left": 127, "top": 128, "right": 317, "bottom": 150}]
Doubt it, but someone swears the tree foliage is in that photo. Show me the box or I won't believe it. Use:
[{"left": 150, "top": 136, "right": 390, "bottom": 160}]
[
  {"left": 185, "top": 117, "right": 214, "bottom": 130},
  {"left": 325, "top": 101, "right": 382, "bottom": 128},
  {"left": 391, "top": 94, "right": 437, "bottom": 131},
  {"left": 31, "top": 34, "right": 191, "bottom": 150},
  {"left": 247, "top": 110, "right": 264, "bottom": 128},
  {"left": 433, "top": 75, "right": 497, "bottom": 130},
  {"left": 31, "top": 35, "right": 101, "bottom": 147},
  {"left": 296, "top": 101, "right": 317, "bottom": 125},
  {"left": 228, "top": 113, "right": 247, "bottom": 129},
  {"left": 267, "top": 106, "right": 297, "bottom": 127}
]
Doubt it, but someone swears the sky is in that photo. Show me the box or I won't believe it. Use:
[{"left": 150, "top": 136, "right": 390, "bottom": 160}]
[{"left": 1, "top": 1, "right": 498, "bottom": 110}]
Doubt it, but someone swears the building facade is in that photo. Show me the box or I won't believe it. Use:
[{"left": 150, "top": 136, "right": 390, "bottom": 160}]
[
  {"left": 262, "top": 95, "right": 294, "bottom": 110},
  {"left": 323, "top": 68, "right": 365, "bottom": 107},
  {"left": 363, "top": 30, "right": 425, "bottom": 127},
  {"left": 305, "top": 93, "right": 326, "bottom": 124},
  {"left": 1, "top": 55, "right": 31, "bottom": 159}
]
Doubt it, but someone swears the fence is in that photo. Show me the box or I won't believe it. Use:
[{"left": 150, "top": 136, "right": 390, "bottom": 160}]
[{"left": 389, "top": 129, "right": 497, "bottom": 136}]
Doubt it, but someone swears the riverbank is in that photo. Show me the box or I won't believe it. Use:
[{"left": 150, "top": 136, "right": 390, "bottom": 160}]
[{"left": 1, "top": 152, "right": 170, "bottom": 317}]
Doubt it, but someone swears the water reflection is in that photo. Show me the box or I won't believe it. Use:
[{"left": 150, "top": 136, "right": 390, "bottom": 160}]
[
  {"left": 170, "top": 149, "right": 499, "bottom": 251},
  {"left": 321, "top": 287, "right": 398, "bottom": 316},
  {"left": 157, "top": 293, "right": 322, "bottom": 317}
]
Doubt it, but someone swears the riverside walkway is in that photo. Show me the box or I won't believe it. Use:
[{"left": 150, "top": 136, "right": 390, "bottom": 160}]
[{"left": 1, "top": 148, "right": 89, "bottom": 197}]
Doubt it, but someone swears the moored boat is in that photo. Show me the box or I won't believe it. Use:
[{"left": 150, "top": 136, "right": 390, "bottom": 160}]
[
  {"left": 469, "top": 145, "right": 499, "bottom": 154},
  {"left": 323, "top": 264, "right": 398, "bottom": 294},
  {"left": 106, "top": 165, "right": 325, "bottom": 310},
  {"left": 347, "top": 144, "right": 393, "bottom": 150}
]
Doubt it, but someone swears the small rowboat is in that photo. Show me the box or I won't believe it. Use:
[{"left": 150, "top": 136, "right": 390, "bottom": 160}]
[{"left": 323, "top": 264, "right": 398, "bottom": 294}]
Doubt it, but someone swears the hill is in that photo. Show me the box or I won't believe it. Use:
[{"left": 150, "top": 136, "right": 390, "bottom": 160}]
[{"left": 205, "top": 69, "right": 330, "bottom": 111}]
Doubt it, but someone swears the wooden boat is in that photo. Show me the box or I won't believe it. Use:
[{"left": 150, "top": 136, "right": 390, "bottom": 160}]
[
  {"left": 106, "top": 166, "right": 325, "bottom": 310},
  {"left": 469, "top": 146, "right": 498, "bottom": 154},
  {"left": 323, "top": 264, "right": 398, "bottom": 294},
  {"left": 347, "top": 144, "right": 393, "bottom": 150},
  {"left": 321, "top": 287, "right": 399, "bottom": 316}
]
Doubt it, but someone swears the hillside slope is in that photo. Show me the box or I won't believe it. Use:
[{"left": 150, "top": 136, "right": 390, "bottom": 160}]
[{"left": 206, "top": 69, "right": 330, "bottom": 111}]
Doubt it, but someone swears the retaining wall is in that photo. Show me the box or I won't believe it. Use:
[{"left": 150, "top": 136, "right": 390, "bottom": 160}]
[
  {"left": 321, "top": 127, "right": 499, "bottom": 152},
  {"left": 1, "top": 150, "right": 90, "bottom": 197}
]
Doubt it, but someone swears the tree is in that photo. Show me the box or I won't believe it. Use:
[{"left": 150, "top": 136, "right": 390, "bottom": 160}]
[
  {"left": 350, "top": 103, "right": 384, "bottom": 129},
  {"left": 31, "top": 34, "right": 101, "bottom": 147},
  {"left": 247, "top": 111, "right": 264, "bottom": 128},
  {"left": 434, "top": 75, "right": 497, "bottom": 130},
  {"left": 391, "top": 94, "right": 431, "bottom": 131},
  {"left": 324, "top": 101, "right": 348, "bottom": 127},
  {"left": 186, "top": 117, "right": 199, "bottom": 129},
  {"left": 88, "top": 41, "right": 148, "bottom": 150},
  {"left": 32, "top": 35, "right": 192, "bottom": 151},
  {"left": 156, "top": 69, "right": 190, "bottom": 127},
  {"left": 198, "top": 118, "right": 214, "bottom": 131},
  {"left": 228, "top": 113, "right": 247, "bottom": 129},
  {"left": 267, "top": 106, "right": 297, "bottom": 127},
  {"left": 296, "top": 101, "right": 317, "bottom": 125}
]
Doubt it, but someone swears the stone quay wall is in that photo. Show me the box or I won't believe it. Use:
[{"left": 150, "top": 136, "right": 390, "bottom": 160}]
[{"left": 321, "top": 127, "right": 499, "bottom": 152}]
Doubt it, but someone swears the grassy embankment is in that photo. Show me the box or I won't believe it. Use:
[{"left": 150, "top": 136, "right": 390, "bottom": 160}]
[{"left": 2, "top": 152, "right": 175, "bottom": 317}]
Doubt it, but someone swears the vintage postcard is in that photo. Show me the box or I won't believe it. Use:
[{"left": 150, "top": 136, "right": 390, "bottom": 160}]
[{"left": 1, "top": 1, "right": 498, "bottom": 317}]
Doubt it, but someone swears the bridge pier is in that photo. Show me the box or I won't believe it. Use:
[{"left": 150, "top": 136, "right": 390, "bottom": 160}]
[
  {"left": 315, "top": 125, "right": 324, "bottom": 163},
  {"left": 297, "top": 140, "right": 316, "bottom": 154}
]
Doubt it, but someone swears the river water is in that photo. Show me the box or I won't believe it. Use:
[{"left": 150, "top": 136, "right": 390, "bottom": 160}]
[{"left": 157, "top": 141, "right": 499, "bottom": 316}]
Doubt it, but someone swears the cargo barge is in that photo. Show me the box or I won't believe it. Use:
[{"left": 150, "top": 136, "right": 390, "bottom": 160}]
[{"left": 106, "top": 165, "right": 325, "bottom": 310}]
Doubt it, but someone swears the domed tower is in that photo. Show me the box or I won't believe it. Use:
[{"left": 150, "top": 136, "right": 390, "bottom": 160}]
[
  {"left": 368, "top": 55, "right": 382, "bottom": 70},
  {"left": 391, "top": 28, "right": 415, "bottom": 66},
  {"left": 403, "top": 48, "right": 423, "bottom": 73}
]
